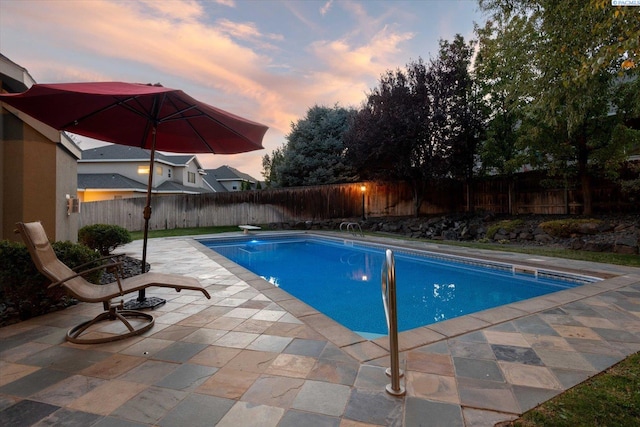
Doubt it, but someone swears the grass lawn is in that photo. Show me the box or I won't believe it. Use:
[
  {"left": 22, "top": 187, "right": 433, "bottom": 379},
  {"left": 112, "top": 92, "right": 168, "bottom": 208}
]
[
  {"left": 509, "top": 352, "right": 640, "bottom": 426},
  {"left": 421, "top": 238, "right": 640, "bottom": 268},
  {"left": 130, "top": 225, "right": 640, "bottom": 425}
]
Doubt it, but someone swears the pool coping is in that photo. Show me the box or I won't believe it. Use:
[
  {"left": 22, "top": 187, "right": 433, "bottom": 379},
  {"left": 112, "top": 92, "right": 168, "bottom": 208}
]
[{"left": 190, "top": 230, "right": 640, "bottom": 364}]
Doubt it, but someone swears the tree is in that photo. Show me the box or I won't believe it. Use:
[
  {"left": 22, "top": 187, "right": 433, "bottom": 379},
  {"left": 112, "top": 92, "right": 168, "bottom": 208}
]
[
  {"left": 430, "top": 35, "right": 486, "bottom": 210},
  {"left": 475, "top": 14, "right": 541, "bottom": 213},
  {"left": 478, "top": 1, "right": 639, "bottom": 77},
  {"left": 264, "top": 105, "right": 356, "bottom": 187},
  {"left": 346, "top": 36, "right": 485, "bottom": 215},
  {"left": 345, "top": 59, "right": 440, "bottom": 215},
  {"left": 262, "top": 145, "right": 284, "bottom": 188},
  {"left": 478, "top": 0, "right": 640, "bottom": 214}
]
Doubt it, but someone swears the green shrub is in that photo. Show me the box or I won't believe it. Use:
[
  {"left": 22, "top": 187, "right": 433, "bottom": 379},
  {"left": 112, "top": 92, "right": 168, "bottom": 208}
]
[
  {"left": 0, "top": 239, "right": 101, "bottom": 323},
  {"left": 486, "top": 219, "right": 524, "bottom": 239},
  {"left": 79, "top": 224, "right": 132, "bottom": 255},
  {"left": 51, "top": 241, "right": 103, "bottom": 284},
  {"left": 539, "top": 218, "right": 603, "bottom": 238}
]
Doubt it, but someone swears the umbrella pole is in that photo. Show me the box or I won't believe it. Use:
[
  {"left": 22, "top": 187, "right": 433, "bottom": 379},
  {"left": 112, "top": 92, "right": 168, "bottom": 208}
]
[{"left": 124, "top": 126, "right": 166, "bottom": 310}]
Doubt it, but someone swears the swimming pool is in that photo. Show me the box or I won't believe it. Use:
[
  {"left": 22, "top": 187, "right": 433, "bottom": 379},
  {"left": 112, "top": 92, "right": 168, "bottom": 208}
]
[{"left": 200, "top": 235, "right": 600, "bottom": 336}]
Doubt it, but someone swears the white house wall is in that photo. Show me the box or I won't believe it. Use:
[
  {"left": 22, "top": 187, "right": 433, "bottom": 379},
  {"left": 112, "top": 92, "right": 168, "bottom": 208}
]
[
  {"left": 78, "top": 161, "right": 171, "bottom": 186},
  {"left": 220, "top": 180, "right": 243, "bottom": 191},
  {"left": 177, "top": 161, "right": 206, "bottom": 188}
]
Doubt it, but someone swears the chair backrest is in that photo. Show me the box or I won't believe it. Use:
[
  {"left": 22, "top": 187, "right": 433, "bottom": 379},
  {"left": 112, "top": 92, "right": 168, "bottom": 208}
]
[{"left": 15, "top": 221, "right": 88, "bottom": 296}]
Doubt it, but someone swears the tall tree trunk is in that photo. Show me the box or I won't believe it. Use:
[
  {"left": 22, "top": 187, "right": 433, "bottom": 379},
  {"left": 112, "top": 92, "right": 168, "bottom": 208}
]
[{"left": 577, "top": 134, "right": 592, "bottom": 215}]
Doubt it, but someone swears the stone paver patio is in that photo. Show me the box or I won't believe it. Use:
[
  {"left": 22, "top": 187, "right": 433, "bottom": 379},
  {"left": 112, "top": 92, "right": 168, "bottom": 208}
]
[{"left": 1, "top": 232, "right": 639, "bottom": 426}]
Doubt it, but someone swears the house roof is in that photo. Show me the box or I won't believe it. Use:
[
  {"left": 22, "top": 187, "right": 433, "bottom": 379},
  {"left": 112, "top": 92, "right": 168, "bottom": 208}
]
[
  {"left": 78, "top": 173, "right": 147, "bottom": 191},
  {"left": 78, "top": 173, "right": 212, "bottom": 194},
  {"left": 80, "top": 144, "right": 200, "bottom": 168},
  {"left": 205, "top": 165, "right": 257, "bottom": 183},
  {"left": 202, "top": 175, "right": 228, "bottom": 192},
  {"left": 155, "top": 180, "right": 213, "bottom": 194},
  {"left": 202, "top": 165, "right": 259, "bottom": 192}
]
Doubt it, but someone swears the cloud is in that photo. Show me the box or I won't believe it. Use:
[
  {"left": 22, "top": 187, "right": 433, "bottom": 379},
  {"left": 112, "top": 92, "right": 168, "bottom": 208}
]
[
  {"left": 320, "top": 1, "right": 333, "bottom": 16},
  {"left": 215, "top": 0, "right": 236, "bottom": 7},
  {"left": 310, "top": 26, "right": 414, "bottom": 78},
  {"left": 216, "top": 18, "right": 284, "bottom": 46},
  {"left": 0, "top": 0, "right": 438, "bottom": 178},
  {"left": 139, "top": 0, "right": 204, "bottom": 22}
]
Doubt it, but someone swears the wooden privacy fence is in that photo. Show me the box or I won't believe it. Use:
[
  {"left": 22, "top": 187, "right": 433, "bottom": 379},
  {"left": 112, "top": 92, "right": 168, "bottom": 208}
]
[
  {"left": 473, "top": 172, "right": 637, "bottom": 215},
  {"left": 80, "top": 182, "right": 434, "bottom": 231},
  {"left": 79, "top": 173, "right": 636, "bottom": 231}
]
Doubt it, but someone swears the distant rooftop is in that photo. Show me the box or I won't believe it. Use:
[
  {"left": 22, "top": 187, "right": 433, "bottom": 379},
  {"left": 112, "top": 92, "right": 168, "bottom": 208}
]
[{"left": 80, "top": 144, "right": 196, "bottom": 166}]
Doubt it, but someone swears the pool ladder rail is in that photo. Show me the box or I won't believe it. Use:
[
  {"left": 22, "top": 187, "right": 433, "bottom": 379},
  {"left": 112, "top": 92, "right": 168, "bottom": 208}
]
[
  {"left": 339, "top": 221, "right": 364, "bottom": 237},
  {"left": 381, "top": 249, "right": 405, "bottom": 396}
]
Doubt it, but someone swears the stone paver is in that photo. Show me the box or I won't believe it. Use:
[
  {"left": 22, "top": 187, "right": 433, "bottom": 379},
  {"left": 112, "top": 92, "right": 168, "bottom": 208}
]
[{"left": 1, "top": 233, "right": 639, "bottom": 426}]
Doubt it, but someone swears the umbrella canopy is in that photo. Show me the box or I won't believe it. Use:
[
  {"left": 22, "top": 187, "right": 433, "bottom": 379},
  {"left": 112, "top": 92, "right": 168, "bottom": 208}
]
[
  {"left": 0, "top": 81, "right": 267, "bottom": 154},
  {"left": 1, "top": 81, "right": 268, "bottom": 308}
]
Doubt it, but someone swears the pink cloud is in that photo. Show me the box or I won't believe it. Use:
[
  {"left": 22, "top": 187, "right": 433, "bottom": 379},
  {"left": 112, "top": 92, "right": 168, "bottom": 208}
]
[{"left": 1, "top": 0, "right": 430, "bottom": 178}]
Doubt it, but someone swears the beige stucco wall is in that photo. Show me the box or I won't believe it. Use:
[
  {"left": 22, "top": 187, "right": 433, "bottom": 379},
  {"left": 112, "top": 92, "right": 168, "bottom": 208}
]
[
  {"left": 2, "top": 111, "right": 54, "bottom": 240},
  {"left": 55, "top": 137, "right": 80, "bottom": 241},
  {"left": 1, "top": 107, "right": 80, "bottom": 242}
]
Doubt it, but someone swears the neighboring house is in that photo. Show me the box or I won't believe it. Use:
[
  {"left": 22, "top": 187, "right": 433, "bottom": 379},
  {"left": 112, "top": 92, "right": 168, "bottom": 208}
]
[
  {"left": 0, "top": 54, "right": 81, "bottom": 242},
  {"left": 203, "top": 165, "right": 260, "bottom": 192},
  {"left": 78, "top": 145, "right": 213, "bottom": 202}
]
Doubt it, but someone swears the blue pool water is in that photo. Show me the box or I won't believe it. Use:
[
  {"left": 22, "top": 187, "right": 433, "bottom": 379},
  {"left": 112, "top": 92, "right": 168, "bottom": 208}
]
[{"left": 200, "top": 235, "right": 596, "bottom": 336}]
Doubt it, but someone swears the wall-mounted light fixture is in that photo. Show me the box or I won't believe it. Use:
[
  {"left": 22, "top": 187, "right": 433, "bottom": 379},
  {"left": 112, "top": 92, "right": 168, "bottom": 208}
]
[{"left": 66, "top": 194, "right": 80, "bottom": 215}]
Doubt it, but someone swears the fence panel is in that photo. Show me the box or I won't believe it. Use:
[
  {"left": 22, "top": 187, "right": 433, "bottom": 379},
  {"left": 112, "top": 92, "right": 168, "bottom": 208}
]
[{"left": 79, "top": 173, "right": 637, "bottom": 231}]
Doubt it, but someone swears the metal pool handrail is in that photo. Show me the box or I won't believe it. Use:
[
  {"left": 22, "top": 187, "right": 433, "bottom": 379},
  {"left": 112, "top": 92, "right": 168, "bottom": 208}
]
[
  {"left": 381, "top": 249, "right": 405, "bottom": 396},
  {"left": 339, "top": 221, "right": 364, "bottom": 237}
]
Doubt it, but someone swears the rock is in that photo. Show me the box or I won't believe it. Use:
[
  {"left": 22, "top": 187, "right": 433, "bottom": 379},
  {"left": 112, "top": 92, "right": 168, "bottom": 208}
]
[
  {"left": 577, "top": 222, "right": 600, "bottom": 235},
  {"left": 442, "top": 230, "right": 458, "bottom": 241},
  {"left": 293, "top": 221, "right": 308, "bottom": 230},
  {"left": 569, "top": 238, "right": 584, "bottom": 250},
  {"left": 534, "top": 233, "right": 554, "bottom": 243},
  {"left": 598, "top": 222, "right": 614, "bottom": 233},
  {"left": 614, "top": 224, "right": 632, "bottom": 232},
  {"left": 494, "top": 232, "right": 508, "bottom": 241},
  {"left": 614, "top": 234, "right": 639, "bottom": 254},
  {"left": 264, "top": 214, "right": 639, "bottom": 257},
  {"left": 518, "top": 232, "right": 533, "bottom": 241},
  {"left": 615, "top": 245, "right": 638, "bottom": 255}
]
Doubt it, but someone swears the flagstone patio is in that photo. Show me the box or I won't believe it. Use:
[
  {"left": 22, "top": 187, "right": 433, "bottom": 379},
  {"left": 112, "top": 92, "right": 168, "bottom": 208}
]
[{"left": 1, "top": 232, "right": 639, "bottom": 426}]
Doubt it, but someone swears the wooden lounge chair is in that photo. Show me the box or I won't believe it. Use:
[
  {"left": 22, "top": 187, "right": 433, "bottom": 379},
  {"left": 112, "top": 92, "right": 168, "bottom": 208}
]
[{"left": 15, "top": 221, "right": 211, "bottom": 344}]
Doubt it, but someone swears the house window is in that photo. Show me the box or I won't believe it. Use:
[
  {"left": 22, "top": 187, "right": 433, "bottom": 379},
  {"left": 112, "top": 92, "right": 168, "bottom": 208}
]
[
  {"left": 156, "top": 166, "right": 163, "bottom": 176},
  {"left": 188, "top": 171, "right": 196, "bottom": 183},
  {"left": 137, "top": 166, "right": 149, "bottom": 175}
]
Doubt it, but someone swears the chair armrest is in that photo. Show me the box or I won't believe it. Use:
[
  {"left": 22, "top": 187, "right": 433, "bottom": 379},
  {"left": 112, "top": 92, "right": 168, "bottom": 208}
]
[
  {"left": 70, "top": 253, "right": 125, "bottom": 272},
  {"left": 47, "top": 261, "right": 125, "bottom": 289}
]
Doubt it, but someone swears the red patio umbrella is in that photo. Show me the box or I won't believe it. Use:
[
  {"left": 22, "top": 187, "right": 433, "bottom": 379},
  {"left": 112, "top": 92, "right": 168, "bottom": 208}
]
[{"left": 0, "top": 82, "right": 268, "bottom": 308}]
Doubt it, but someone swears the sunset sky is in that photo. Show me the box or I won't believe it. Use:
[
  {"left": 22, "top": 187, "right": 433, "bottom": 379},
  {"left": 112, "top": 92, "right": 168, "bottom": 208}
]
[{"left": 1, "top": 0, "right": 484, "bottom": 179}]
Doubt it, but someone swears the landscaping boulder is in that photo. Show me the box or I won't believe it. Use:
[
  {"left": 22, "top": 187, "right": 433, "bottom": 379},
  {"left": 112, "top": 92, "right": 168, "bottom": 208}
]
[{"left": 614, "top": 234, "right": 639, "bottom": 255}]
